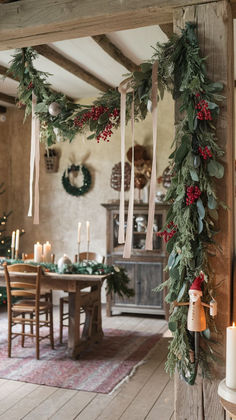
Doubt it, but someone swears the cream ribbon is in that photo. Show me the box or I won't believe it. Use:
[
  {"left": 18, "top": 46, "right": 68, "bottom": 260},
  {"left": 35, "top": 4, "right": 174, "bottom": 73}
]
[
  {"left": 118, "top": 78, "right": 132, "bottom": 244},
  {"left": 28, "top": 93, "right": 40, "bottom": 224},
  {"left": 123, "top": 93, "right": 135, "bottom": 258},
  {"left": 145, "top": 61, "right": 158, "bottom": 250}
]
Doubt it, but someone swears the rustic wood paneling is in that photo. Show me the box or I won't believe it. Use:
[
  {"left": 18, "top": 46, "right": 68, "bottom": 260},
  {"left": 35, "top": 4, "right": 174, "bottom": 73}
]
[{"left": 174, "top": 1, "right": 234, "bottom": 419}]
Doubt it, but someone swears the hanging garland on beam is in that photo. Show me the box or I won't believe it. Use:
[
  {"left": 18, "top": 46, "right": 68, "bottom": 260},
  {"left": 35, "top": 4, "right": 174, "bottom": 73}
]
[{"left": 7, "top": 23, "right": 225, "bottom": 385}]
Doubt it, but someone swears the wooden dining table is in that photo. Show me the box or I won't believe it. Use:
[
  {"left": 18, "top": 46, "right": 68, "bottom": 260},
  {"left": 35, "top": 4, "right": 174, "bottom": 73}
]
[{"left": 0, "top": 269, "right": 109, "bottom": 358}]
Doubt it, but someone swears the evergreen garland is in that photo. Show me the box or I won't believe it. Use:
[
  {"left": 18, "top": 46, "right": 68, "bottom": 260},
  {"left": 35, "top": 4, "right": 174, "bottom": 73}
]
[
  {"left": 61, "top": 164, "right": 92, "bottom": 197},
  {"left": 154, "top": 23, "right": 224, "bottom": 384},
  {"left": 0, "top": 259, "right": 135, "bottom": 300},
  {"left": 6, "top": 23, "right": 225, "bottom": 384}
]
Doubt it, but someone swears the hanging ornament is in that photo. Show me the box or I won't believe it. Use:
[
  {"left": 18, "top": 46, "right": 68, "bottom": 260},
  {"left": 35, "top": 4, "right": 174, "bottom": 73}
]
[
  {"left": 110, "top": 162, "right": 131, "bottom": 191},
  {"left": 48, "top": 102, "right": 61, "bottom": 117},
  {"left": 127, "top": 144, "right": 148, "bottom": 167},
  {"left": 147, "top": 99, "right": 152, "bottom": 113}
]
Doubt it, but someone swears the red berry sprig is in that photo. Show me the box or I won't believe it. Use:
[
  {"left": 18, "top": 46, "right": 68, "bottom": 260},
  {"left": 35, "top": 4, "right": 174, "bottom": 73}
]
[
  {"left": 195, "top": 94, "right": 212, "bottom": 121},
  {"left": 198, "top": 146, "right": 212, "bottom": 160},
  {"left": 27, "top": 81, "right": 34, "bottom": 90},
  {"left": 157, "top": 221, "right": 177, "bottom": 243},
  {"left": 186, "top": 185, "right": 201, "bottom": 206},
  {"left": 74, "top": 106, "right": 119, "bottom": 143}
]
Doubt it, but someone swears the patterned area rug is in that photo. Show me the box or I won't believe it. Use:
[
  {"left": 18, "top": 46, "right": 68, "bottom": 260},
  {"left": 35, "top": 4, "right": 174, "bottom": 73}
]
[{"left": 0, "top": 326, "right": 160, "bottom": 394}]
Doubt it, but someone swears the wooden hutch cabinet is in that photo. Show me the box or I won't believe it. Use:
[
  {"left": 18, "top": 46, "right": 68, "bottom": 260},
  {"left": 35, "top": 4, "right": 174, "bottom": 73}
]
[{"left": 102, "top": 202, "right": 169, "bottom": 316}]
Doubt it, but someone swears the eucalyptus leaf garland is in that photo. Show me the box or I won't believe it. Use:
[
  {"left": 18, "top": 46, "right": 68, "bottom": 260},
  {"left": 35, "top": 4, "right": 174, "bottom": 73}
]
[
  {"left": 154, "top": 23, "right": 224, "bottom": 384},
  {"left": 7, "top": 23, "right": 225, "bottom": 385}
]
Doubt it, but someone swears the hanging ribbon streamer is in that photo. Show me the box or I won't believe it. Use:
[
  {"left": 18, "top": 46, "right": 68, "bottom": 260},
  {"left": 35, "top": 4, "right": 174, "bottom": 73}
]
[
  {"left": 28, "top": 93, "right": 40, "bottom": 224},
  {"left": 145, "top": 61, "right": 158, "bottom": 250},
  {"left": 123, "top": 93, "right": 135, "bottom": 258},
  {"left": 118, "top": 78, "right": 132, "bottom": 244}
]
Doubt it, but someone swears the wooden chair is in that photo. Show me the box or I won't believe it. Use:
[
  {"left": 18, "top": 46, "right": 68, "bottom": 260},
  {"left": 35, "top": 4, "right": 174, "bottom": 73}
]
[
  {"left": 3, "top": 263, "right": 54, "bottom": 359},
  {"left": 59, "top": 252, "right": 105, "bottom": 343}
]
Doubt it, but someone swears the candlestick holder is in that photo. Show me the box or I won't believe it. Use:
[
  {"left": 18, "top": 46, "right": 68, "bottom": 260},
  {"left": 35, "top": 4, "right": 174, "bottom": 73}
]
[
  {"left": 86, "top": 241, "right": 90, "bottom": 261},
  {"left": 11, "top": 247, "right": 14, "bottom": 259},
  {"left": 15, "top": 250, "right": 19, "bottom": 260},
  {"left": 218, "top": 379, "right": 236, "bottom": 419}
]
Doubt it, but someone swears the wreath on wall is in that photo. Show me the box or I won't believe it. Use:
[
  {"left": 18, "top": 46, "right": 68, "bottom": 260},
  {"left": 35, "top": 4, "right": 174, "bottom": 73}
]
[
  {"left": 7, "top": 23, "right": 225, "bottom": 385},
  {"left": 62, "top": 164, "right": 92, "bottom": 197}
]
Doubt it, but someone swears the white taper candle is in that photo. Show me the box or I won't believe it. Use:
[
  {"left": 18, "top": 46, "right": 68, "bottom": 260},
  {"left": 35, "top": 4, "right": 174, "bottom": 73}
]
[{"left": 226, "top": 323, "right": 236, "bottom": 389}]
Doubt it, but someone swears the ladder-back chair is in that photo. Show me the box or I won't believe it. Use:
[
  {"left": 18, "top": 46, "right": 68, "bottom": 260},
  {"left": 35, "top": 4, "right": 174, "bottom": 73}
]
[{"left": 3, "top": 263, "right": 54, "bottom": 359}]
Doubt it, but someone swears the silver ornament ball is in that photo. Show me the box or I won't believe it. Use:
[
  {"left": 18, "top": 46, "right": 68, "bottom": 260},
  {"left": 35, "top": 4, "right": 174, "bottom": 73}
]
[{"left": 48, "top": 102, "right": 61, "bottom": 117}]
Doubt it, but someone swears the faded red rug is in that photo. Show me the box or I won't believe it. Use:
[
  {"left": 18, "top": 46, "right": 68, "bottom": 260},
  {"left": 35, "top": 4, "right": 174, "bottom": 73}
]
[{"left": 0, "top": 327, "right": 160, "bottom": 394}]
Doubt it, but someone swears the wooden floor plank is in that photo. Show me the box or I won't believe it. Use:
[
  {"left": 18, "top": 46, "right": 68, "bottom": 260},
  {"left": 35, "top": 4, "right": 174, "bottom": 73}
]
[
  {"left": 49, "top": 391, "right": 97, "bottom": 420},
  {"left": 0, "top": 382, "right": 38, "bottom": 417},
  {"left": 0, "top": 380, "right": 26, "bottom": 402},
  {"left": 74, "top": 394, "right": 117, "bottom": 420},
  {"left": 0, "top": 385, "right": 57, "bottom": 420},
  {"left": 95, "top": 338, "right": 169, "bottom": 420},
  {"left": 119, "top": 359, "right": 170, "bottom": 420},
  {"left": 23, "top": 388, "right": 77, "bottom": 420},
  {"left": 145, "top": 379, "right": 174, "bottom": 420}
]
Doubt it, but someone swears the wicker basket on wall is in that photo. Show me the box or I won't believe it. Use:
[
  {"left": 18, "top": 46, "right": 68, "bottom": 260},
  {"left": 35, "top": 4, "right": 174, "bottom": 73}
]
[{"left": 44, "top": 149, "right": 59, "bottom": 173}]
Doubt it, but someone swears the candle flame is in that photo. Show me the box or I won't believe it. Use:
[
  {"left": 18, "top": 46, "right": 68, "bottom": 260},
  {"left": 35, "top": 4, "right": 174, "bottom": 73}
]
[{"left": 233, "top": 322, "right": 236, "bottom": 327}]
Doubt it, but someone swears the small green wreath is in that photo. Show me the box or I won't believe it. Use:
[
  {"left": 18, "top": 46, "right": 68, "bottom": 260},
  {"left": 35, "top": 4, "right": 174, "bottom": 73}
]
[{"left": 62, "top": 164, "right": 92, "bottom": 196}]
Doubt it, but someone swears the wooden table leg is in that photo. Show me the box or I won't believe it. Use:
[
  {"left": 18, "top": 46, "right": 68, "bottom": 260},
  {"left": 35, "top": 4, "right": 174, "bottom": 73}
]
[{"left": 68, "top": 286, "right": 81, "bottom": 359}]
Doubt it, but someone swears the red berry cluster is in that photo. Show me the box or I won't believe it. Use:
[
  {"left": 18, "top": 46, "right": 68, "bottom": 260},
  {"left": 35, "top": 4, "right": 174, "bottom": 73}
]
[
  {"left": 157, "top": 221, "right": 177, "bottom": 243},
  {"left": 186, "top": 185, "right": 201, "bottom": 206},
  {"left": 74, "top": 106, "right": 119, "bottom": 143},
  {"left": 198, "top": 146, "right": 212, "bottom": 160},
  {"left": 195, "top": 94, "right": 212, "bottom": 121},
  {"left": 27, "top": 81, "right": 33, "bottom": 90}
]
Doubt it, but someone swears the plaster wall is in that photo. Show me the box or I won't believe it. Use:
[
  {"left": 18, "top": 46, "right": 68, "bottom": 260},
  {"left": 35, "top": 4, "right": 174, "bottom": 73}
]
[{"left": 0, "top": 93, "right": 174, "bottom": 299}]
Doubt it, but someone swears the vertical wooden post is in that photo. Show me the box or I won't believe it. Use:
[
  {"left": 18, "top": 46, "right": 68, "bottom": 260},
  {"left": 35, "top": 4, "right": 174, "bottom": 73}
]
[{"left": 173, "top": 1, "right": 234, "bottom": 419}]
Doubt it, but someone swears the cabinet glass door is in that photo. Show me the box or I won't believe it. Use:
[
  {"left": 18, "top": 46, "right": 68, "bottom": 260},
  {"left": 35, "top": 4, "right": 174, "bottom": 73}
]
[{"left": 112, "top": 212, "right": 163, "bottom": 253}]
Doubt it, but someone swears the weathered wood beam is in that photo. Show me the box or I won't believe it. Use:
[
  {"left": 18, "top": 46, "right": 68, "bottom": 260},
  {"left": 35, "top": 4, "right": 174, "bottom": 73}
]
[
  {"left": 0, "top": 64, "right": 18, "bottom": 82},
  {"left": 34, "top": 44, "right": 111, "bottom": 92},
  {"left": 92, "top": 35, "right": 139, "bottom": 73},
  {"left": 174, "top": 1, "right": 234, "bottom": 419},
  {"left": 0, "top": 92, "right": 16, "bottom": 105},
  {"left": 159, "top": 23, "right": 174, "bottom": 38},
  {"left": 0, "top": 0, "right": 218, "bottom": 50}
]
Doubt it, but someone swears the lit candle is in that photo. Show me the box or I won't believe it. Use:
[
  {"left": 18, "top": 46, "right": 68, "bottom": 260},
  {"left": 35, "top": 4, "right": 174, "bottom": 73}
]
[
  {"left": 15, "top": 229, "right": 20, "bottom": 251},
  {"left": 34, "top": 242, "right": 42, "bottom": 263},
  {"left": 86, "top": 221, "right": 90, "bottom": 242},
  {"left": 78, "top": 222, "right": 81, "bottom": 244},
  {"left": 11, "top": 231, "right": 15, "bottom": 248},
  {"left": 226, "top": 322, "right": 236, "bottom": 389},
  {"left": 43, "top": 241, "right": 51, "bottom": 263}
]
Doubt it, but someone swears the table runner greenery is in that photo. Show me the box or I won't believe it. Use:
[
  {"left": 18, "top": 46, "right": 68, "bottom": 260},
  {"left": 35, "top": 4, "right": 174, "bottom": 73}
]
[{"left": 0, "top": 259, "right": 135, "bottom": 301}]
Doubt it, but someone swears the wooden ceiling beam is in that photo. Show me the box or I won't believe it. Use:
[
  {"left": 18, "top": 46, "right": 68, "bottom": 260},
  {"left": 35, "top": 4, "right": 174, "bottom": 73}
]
[
  {"left": 34, "top": 44, "right": 111, "bottom": 92},
  {"left": 0, "top": 0, "right": 219, "bottom": 50},
  {"left": 92, "top": 35, "right": 139, "bottom": 73},
  {"left": 0, "top": 64, "right": 18, "bottom": 81},
  {"left": 0, "top": 92, "right": 16, "bottom": 105}
]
